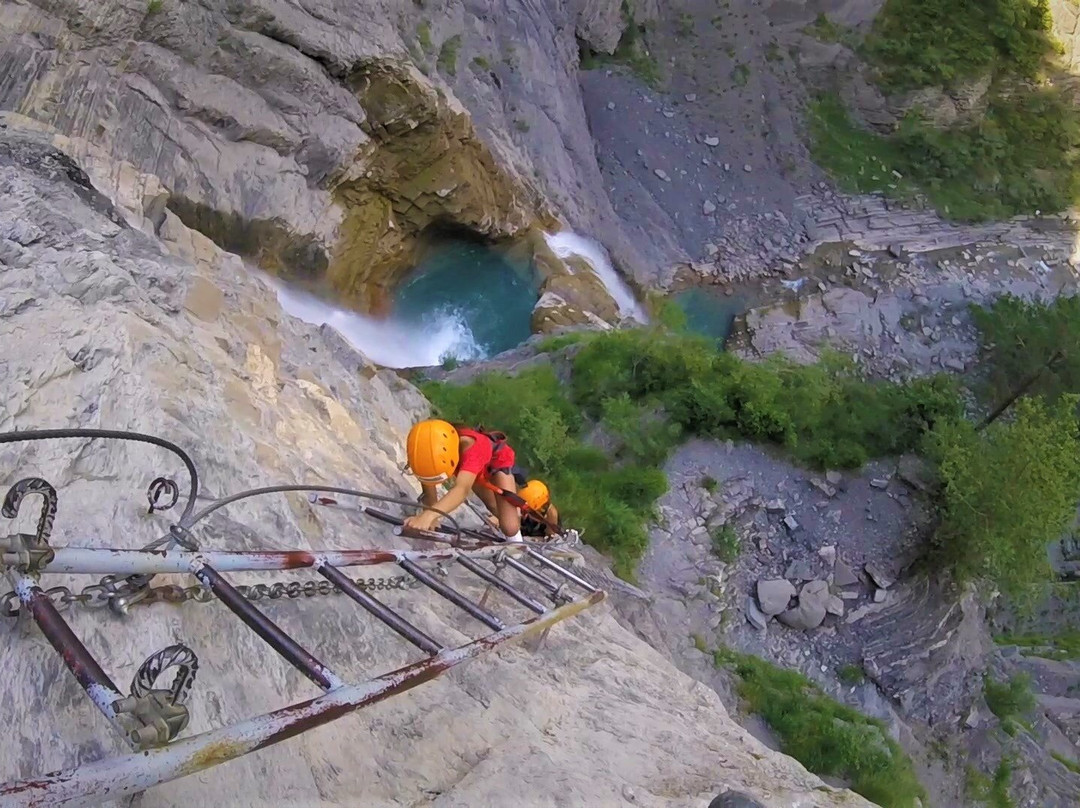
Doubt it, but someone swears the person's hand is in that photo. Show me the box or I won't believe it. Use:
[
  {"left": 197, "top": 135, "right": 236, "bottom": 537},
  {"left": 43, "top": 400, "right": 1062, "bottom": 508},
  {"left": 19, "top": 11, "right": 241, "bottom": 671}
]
[{"left": 403, "top": 510, "right": 440, "bottom": 532}]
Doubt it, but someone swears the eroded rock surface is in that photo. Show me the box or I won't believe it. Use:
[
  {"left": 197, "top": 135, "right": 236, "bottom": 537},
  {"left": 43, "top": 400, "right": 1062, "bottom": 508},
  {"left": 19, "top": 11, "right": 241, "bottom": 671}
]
[{"left": 0, "top": 116, "right": 874, "bottom": 808}]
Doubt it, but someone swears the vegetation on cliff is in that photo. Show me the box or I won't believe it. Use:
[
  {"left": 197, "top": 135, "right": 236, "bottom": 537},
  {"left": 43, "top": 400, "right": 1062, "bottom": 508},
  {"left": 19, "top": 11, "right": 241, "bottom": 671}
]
[
  {"left": 423, "top": 328, "right": 960, "bottom": 577},
  {"left": 810, "top": 0, "right": 1080, "bottom": 220}
]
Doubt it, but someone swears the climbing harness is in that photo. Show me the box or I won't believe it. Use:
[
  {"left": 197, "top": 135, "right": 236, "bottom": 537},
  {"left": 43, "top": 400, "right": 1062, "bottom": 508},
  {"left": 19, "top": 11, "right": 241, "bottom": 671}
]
[{"left": 0, "top": 428, "right": 604, "bottom": 807}]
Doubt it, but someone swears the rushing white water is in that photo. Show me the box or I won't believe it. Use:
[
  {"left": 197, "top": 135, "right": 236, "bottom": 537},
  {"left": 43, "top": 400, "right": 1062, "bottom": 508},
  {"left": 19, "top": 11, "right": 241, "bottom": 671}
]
[
  {"left": 543, "top": 231, "right": 649, "bottom": 323},
  {"left": 257, "top": 272, "right": 485, "bottom": 369}
]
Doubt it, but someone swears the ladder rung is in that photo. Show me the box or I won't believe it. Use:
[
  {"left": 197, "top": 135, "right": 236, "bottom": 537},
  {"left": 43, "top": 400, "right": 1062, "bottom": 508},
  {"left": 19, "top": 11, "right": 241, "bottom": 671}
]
[
  {"left": 192, "top": 563, "right": 343, "bottom": 691},
  {"left": 317, "top": 564, "right": 442, "bottom": 655},
  {"left": 456, "top": 556, "right": 546, "bottom": 614},
  {"left": 525, "top": 549, "right": 598, "bottom": 592},
  {"left": 398, "top": 559, "right": 504, "bottom": 631},
  {"left": 502, "top": 555, "right": 560, "bottom": 594}
]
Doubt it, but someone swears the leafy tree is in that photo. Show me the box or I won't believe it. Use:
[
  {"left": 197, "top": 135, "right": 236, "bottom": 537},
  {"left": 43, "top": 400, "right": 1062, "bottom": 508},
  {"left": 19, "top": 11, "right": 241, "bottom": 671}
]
[{"left": 925, "top": 396, "right": 1080, "bottom": 597}]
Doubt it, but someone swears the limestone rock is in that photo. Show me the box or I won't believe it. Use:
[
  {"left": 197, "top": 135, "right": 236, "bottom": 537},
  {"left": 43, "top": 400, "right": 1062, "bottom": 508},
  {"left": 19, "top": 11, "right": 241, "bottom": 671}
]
[
  {"left": 531, "top": 291, "right": 613, "bottom": 334},
  {"left": 778, "top": 581, "right": 829, "bottom": 631},
  {"left": 833, "top": 561, "right": 860, "bottom": 588},
  {"left": 757, "top": 579, "right": 796, "bottom": 616},
  {"left": 864, "top": 563, "right": 894, "bottom": 589},
  {"left": 745, "top": 595, "right": 769, "bottom": 631},
  {"left": 0, "top": 120, "right": 876, "bottom": 808}
]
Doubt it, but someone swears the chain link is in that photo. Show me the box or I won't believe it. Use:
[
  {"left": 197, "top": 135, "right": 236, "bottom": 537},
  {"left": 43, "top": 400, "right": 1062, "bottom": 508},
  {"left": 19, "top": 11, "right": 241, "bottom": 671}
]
[{"left": 1, "top": 571, "right": 422, "bottom": 617}]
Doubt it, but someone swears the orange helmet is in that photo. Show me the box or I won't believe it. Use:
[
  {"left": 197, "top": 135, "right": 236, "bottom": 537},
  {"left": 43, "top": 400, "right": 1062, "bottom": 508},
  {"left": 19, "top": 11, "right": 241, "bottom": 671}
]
[
  {"left": 519, "top": 480, "right": 550, "bottom": 512},
  {"left": 406, "top": 420, "right": 459, "bottom": 483}
]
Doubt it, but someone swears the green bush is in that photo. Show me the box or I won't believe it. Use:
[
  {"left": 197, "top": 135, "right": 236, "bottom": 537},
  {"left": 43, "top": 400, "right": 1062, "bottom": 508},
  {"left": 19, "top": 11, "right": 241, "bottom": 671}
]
[
  {"left": 967, "top": 760, "right": 1016, "bottom": 808},
  {"left": 437, "top": 34, "right": 462, "bottom": 76},
  {"left": 984, "top": 674, "right": 1037, "bottom": 734},
  {"left": 573, "top": 331, "right": 961, "bottom": 469},
  {"left": 925, "top": 397, "right": 1080, "bottom": 597},
  {"left": 424, "top": 330, "right": 960, "bottom": 577},
  {"left": 972, "top": 294, "right": 1080, "bottom": 406},
  {"left": 710, "top": 523, "right": 740, "bottom": 563},
  {"left": 863, "top": 0, "right": 1053, "bottom": 91},
  {"left": 715, "top": 649, "right": 926, "bottom": 807}
]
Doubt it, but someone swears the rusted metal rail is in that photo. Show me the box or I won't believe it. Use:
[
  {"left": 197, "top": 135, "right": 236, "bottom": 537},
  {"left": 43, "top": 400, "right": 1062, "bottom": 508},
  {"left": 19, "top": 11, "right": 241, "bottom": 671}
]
[{"left": 0, "top": 428, "right": 606, "bottom": 807}]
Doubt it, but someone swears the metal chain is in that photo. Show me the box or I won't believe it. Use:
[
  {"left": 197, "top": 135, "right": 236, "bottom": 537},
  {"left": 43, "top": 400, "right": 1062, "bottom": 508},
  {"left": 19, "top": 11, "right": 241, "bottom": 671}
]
[{"left": 1, "top": 573, "right": 423, "bottom": 617}]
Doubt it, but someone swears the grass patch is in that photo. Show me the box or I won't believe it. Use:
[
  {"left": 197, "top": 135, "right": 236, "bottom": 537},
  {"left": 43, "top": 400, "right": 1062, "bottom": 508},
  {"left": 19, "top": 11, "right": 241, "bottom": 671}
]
[
  {"left": 984, "top": 674, "right": 1037, "bottom": 734},
  {"left": 863, "top": 0, "right": 1054, "bottom": 92},
  {"left": 838, "top": 664, "right": 867, "bottom": 685},
  {"left": 470, "top": 56, "right": 490, "bottom": 71},
  {"left": 996, "top": 630, "right": 1080, "bottom": 661},
  {"left": 710, "top": 523, "right": 740, "bottom": 563},
  {"left": 715, "top": 648, "right": 926, "bottom": 808},
  {"left": 416, "top": 21, "right": 432, "bottom": 51},
  {"left": 437, "top": 34, "right": 462, "bottom": 76},
  {"left": 967, "top": 759, "right": 1016, "bottom": 808},
  {"left": 691, "top": 633, "right": 708, "bottom": 652},
  {"left": 677, "top": 12, "right": 695, "bottom": 37},
  {"left": 810, "top": 87, "right": 1080, "bottom": 221},
  {"left": 146, "top": 0, "right": 163, "bottom": 13},
  {"left": 701, "top": 474, "right": 718, "bottom": 493},
  {"left": 731, "top": 63, "right": 750, "bottom": 87},
  {"left": 803, "top": 13, "right": 859, "bottom": 47},
  {"left": 1052, "top": 752, "right": 1080, "bottom": 775}
]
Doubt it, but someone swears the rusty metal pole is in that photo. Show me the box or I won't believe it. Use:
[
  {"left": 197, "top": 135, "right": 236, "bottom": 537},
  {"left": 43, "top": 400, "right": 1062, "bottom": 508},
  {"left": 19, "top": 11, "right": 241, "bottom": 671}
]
[{"left": 6, "top": 571, "right": 130, "bottom": 743}]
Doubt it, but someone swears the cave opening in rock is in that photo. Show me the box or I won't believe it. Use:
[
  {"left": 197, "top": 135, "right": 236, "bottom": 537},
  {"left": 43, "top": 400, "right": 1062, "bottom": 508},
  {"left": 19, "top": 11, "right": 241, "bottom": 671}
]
[{"left": 391, "top": 233, "right": 541, "bottom": 364}]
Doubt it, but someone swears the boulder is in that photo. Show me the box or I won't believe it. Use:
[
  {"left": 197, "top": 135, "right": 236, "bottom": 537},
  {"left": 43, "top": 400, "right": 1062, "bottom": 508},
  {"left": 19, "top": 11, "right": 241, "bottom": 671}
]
[
  {"left": 757, "top": 579, "right": 796, "bottom": 616},
  {"left": 778, "top": 580, "right": 830, "bottom": 630},
  {"left": 833, "top": 561, "right": 860, "bottom": 588}
]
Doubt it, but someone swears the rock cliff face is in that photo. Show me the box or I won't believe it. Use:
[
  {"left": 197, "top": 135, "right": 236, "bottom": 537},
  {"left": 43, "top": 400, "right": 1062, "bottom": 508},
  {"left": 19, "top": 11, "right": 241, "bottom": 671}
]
[
  {"left": 0, "top": 120, "right": 874, "bottom": 806},
  {"left": 0, "top": 0, "right": 649, "bottom": 321}
]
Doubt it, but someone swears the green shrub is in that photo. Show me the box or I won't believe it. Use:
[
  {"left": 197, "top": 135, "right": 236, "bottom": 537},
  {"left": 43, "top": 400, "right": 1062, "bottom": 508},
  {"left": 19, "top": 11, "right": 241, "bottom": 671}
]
[
  {"left": 967, "top": 760, "right": 1016, "bottom": 808},
  {"left": 863, "top": 0, "right": 1054, "bottom": 91},
  {"left": 416, "top": 21, "right": 433, "bottom": 51},
  {"left": 996, "top": 629, "right": 1080, "bottom": 661},
  {"left": 424, "top": 330, "right": 960, "bottom": 577},
  {"left": 715, "top": 649, "right": 926, "bottom": 807},
  {"left": 984, "top": 674, "right": 1037, "bottom": 733},
  {"left": 437, "top": 34, "right": 462, "bottom": 76},
  {"left": 924, "top": 396, "right": 1080, "bottom": 597},
  {"left": 972, "top": 294, "right": 1080, "bottom": 406},
  {"left": 838, "top": 664, "right": 867, "bottom": 685},
  {"left": 710, "top": 523, "right": 740, "bottom": 563}
]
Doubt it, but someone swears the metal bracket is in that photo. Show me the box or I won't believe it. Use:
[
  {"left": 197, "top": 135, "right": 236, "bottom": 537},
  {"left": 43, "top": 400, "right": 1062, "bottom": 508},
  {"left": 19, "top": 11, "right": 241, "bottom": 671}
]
[
  {"left": 114, "top": 644, "right": 198, "bottom": 749},
  {"left": 0, "top": 533, "right": 55, "bottom": 573}
]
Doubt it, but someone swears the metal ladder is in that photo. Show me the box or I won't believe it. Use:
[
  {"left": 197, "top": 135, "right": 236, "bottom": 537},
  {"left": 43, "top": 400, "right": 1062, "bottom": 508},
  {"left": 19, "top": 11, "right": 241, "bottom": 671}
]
[{"left": 0, "top": 429, "right": 605, "bottom": 808}]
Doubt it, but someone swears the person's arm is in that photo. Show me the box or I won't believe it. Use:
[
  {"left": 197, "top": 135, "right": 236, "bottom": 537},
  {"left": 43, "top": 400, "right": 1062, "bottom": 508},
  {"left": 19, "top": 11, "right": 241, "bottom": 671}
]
[
  {"left": 544, "top": 503, "right": 561, "bottom": 534},
  {"left": 404, "top": 471, "right": 477, "bottom": 531}
]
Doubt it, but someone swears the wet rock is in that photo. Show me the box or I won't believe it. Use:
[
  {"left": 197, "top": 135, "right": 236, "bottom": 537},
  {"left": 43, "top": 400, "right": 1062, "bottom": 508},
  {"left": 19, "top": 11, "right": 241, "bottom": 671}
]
[
  {"left": 745, "top": 595, "right": 769, "bottom": 630},
  {"left": 864, "top": 563, "right": 894, "bottom": 589},
  {"left": 833, "top": 561, "right": 860, "bottom": 588},
  {"left": 757, "top": 579, "right": 796, "bottom": 616}
]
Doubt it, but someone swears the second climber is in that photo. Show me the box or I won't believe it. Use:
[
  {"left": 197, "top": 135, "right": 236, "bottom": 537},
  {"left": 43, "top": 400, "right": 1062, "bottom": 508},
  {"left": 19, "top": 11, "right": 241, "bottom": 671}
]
[{"left": 402, "top": 419, "right": 523, "bottom": 542}]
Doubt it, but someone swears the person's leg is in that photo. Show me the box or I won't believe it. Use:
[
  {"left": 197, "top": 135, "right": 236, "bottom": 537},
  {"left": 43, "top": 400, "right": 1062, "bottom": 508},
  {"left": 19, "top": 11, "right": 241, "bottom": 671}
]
[{"left": 489, "top": 470, "right": 521, "bottom": 538}]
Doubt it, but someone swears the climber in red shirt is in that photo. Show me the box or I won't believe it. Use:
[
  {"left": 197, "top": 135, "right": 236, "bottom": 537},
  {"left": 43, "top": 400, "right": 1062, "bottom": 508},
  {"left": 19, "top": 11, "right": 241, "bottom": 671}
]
[{"left": 402, "top": 419, "right": 523, "bottom": 541}]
